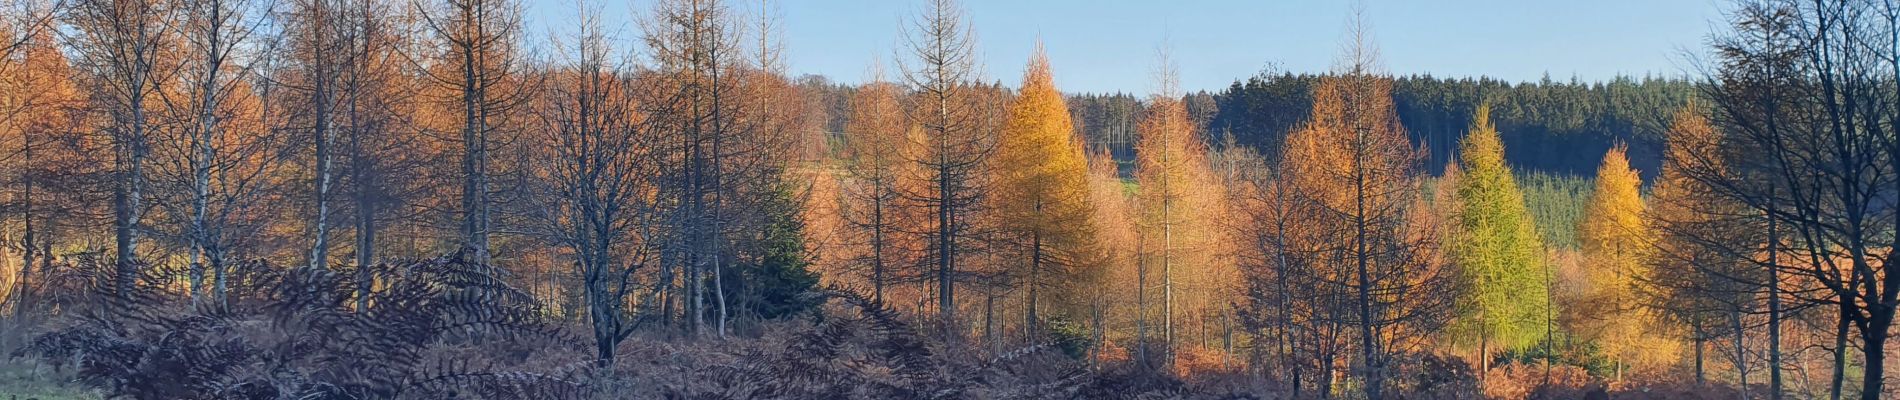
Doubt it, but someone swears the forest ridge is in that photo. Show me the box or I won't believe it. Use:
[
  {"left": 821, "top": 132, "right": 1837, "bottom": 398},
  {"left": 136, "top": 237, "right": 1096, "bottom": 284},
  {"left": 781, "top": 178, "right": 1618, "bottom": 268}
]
[{"left": 0, "top": 0, "right": 1890, "bottom": 399}]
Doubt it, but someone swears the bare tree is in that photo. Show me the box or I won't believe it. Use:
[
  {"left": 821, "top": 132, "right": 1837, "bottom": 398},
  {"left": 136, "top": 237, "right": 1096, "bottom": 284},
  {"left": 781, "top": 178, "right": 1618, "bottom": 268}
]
[
  {"left": 152, "top": 0, "right": 275, "bottom": 304},
  {"left": 337, "top": 0, "right": 419, "bottom": 308},
  {"left": 66, "top": 0, "right": 176, "bottom": 298},
  {"left": 529, "top": 4, "right": 661, "bottom": 364},
  {"left": 1692, "top": 1, "right": 1900, "bottom": 398},
  {"left": 416, "top": 0, "right": 521, "bottom": 265},
  {"left": 898, "top": 0, "right": 987, "bottom": 340},
  {"left": 291, "top": 0, "right": 343, "bottom": 272}
]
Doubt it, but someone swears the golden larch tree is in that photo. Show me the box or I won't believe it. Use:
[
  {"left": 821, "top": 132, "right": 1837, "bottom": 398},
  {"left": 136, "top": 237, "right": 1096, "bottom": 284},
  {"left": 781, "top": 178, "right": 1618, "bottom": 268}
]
[
  {"left": 992, "top": 46, "right": 1096, "bottom": 326},
  {"left": 1645, "top": 104, "right": 1755, "bottom": 386},
  {"left": 1275, "top": 28, "right": 1454, "bottom": 396},
  {"left": 839, "top": 76, "right": 921, "bottom": 304},
  {"left": 1133, "top": 53, "right": 1229, "bottom": 366},
  {"left": 1578, "top": 143, "right": 1675, "bottom": 378}
]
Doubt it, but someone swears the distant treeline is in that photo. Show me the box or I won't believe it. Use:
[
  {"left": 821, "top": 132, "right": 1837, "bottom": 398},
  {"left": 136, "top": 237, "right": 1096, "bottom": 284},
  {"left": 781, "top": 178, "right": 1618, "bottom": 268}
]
[{"left": 1068, "top": 73, "right": 1698, "bottom": 178}]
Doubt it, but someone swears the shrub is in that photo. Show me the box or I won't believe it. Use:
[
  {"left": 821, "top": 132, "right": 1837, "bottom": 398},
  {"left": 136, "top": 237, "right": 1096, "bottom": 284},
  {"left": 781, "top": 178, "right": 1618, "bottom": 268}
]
[{"left": 18, "top": 252, "right": 587, "bottom": 399}]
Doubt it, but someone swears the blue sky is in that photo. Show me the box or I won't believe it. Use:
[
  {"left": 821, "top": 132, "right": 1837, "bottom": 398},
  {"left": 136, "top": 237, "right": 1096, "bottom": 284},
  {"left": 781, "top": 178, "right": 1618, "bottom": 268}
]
[{"left": 524, "top": 0, "right": 1725, "bottom": 93}]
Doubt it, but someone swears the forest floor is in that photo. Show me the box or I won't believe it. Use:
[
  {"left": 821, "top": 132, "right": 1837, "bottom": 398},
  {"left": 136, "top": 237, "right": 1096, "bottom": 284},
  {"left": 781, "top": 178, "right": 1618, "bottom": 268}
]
[{"left": 0, "top": 358, "right": 96, "bottom": 400}]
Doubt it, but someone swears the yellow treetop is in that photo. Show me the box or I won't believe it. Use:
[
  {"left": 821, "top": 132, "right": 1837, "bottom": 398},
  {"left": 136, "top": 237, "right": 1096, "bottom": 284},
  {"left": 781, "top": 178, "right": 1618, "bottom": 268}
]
[
  {"left": 1578, "top": 143, "right": 1676, "bottom": 372},
  {"left": 1581, "top": 144, "right": 1650, "bottom": 283},
  {"left": 993, "top": 46, "right": 1098, "bottom": 317},
  {"left": 995, "top": 46, "right": 1094, "bottom": 245}
]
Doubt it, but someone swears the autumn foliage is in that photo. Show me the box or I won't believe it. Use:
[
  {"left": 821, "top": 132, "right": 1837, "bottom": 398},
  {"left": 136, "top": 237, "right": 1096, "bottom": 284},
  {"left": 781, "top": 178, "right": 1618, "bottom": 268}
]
[{"left": 0, "top": 0, "right": 1892, "bottom": 399}]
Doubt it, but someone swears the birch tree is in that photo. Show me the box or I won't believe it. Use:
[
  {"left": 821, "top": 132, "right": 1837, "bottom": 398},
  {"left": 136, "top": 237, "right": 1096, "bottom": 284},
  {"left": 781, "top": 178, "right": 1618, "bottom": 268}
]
[{"left": 67, "top": 0, "right": 176, "bottom": 298}]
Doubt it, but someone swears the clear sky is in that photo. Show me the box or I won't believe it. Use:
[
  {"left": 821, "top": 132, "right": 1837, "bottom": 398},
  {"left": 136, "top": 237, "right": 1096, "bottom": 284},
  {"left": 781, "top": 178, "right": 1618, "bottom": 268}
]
[{"left": 524, "top": 0, "right": 1726, "bottom": 94}]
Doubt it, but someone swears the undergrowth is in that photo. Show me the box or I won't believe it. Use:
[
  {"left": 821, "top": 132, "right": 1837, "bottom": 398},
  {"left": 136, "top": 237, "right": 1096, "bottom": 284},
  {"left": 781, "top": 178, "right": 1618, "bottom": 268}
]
[{"left": 0, "top": 251, "right": 1755, "bottom": 399}]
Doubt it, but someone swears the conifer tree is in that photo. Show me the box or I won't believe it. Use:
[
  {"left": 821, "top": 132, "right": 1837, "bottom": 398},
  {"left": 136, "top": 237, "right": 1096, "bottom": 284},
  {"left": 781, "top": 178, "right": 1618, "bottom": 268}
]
[
  {"left": 1646, "top": 104, "right": 1757, "bottom": 389},
  {"left": 1134, "top": 55, "right": 1203, "bottom": 364},
  {"left": 899, "top": 0, "right": 987, "bottom": 337},
  {"left": 419, "top": 0, "right": 523, "bottom": 265},
  {"left": 1579, "top": 143, "right": 1672, "bottom": 379},
  {"left": 841, "top": 73, "right": 915, "bottom": 305},
  {"left": 1274, "top": 21, "right": 1454, "bottom": 396},
  {"left": 0, "top": 26, "right": 80, "bottom": 307},
  {"left": 1448, "top": 105, "right": 1551, "bottom": 374},
  {"left": 993, "top": 46, "right": 1095, "bottom": 326},
  {"left": 1084, "top": 148, "right": 1138, "bottom": 363}
]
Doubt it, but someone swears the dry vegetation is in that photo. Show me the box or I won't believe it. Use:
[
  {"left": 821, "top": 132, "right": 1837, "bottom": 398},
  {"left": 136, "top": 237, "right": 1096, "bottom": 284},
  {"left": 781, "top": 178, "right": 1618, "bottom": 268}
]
[{"left": 2, "top": 0, "right": 1898, "bottom": 398}]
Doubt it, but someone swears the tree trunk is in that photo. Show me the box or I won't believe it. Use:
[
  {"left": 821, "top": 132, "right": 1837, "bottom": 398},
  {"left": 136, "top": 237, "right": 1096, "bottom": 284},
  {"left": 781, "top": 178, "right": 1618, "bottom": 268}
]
[
  {"left": 1356, "top": 173, "right": 1382, "bottom": 400},
  {"left": 984, "top": 290, "right": 995, "bottom": 351},
  {"left": 1291, "top": 362, "right": 1304, "bottom": 399},
  {"left": 459, "top": 3, "right": 488, "bottom": 266},
  {"left": 938, "top": 146, "right": 955, "bottom": 340},
  {"left": 1767, "top": 188, "right": 1783, "bottom": 400},
  {"left": 1832, "top": 303, "right": 1850, "bottom": 400},
  {"left": 587, "top": 263, "right": 617, "bottom": 367},
  {"left": 1860, "top": 309, "right": 1892, "bottom": 400},
  {"left": 710, "top": 89, "right": 728, "bottom": 338},
  {"left": 209, "top": 245, "right": 228, "bottom": 305},
  {"left": 18, "top": 134, "right": 33, "bottom": 311},
  {"left": 115, "top": 103, "right": 146, "bottom": 299},
  {"left": 1695, "top": 331, "right": 1706, "bottom": 386},
  {"left": 1091, "top": 299, "right": 1103, "bottom": 367},
  {"left": 1223, "top": 311, "right": 1233, "bottom": 369},
  {"left": 310, "top": 0, "right": 334, "bottom": 273},
  {"left": 712, "top": 253, "right": 727, "bottom": 338},
  {"left": 871, "top": 190, "right": 885, "bottom": 304},
  {"left": 352, "top": 132, "right": 374, "bottom": 309},
  {"left": 1136, "top": 233, "right": 1148, "bottom": 366},
  {"left": 1163, "top": 194, "right": 1175, "bottom": 367},
  {"left": 1480, "top": 331, "right": 1490, "bottom": 389},
  {"left": 1734, "top": 309, "right": 1750, "bottom": 400},
  {"left": 1028, "top": 224, "right": 1041, "bottom": 331},
  {"left": 1317, "top": 352, "right": 1335, "bottom": 399},
  {"left": 189, "top": 106, "right": 209, "bottom": 304}
]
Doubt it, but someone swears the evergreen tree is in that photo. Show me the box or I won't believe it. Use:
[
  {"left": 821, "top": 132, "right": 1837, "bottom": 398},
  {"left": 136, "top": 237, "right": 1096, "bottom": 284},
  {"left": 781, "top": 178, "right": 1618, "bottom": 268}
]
[{"left": 725, "top": 184, "right": 823, "bottom": 321}]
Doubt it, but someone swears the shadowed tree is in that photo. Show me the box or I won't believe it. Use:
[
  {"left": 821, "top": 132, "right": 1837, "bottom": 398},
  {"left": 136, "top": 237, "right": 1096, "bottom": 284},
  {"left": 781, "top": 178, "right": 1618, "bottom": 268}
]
[
  {"left": 66, "top": 0, "right": 177, "bottom": 298},
  {"left": 417, "top": 0, "right": 523, "bottom": 265},
  {"left": 525, "top": 5, "right": 665, "bottom": 364},
  {"left": 898, "top": 0, "right": 989, "bottom": 339}
]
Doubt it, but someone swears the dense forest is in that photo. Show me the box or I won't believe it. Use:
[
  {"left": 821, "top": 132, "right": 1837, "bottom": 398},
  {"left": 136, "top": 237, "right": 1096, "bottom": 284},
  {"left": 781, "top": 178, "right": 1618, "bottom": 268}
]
[
  {"left": 0, "top": 0, "right": 1895, "bottom": 399},
  {"left": 1064, "top": 74, "right": 1697, "bottom": 178}
]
